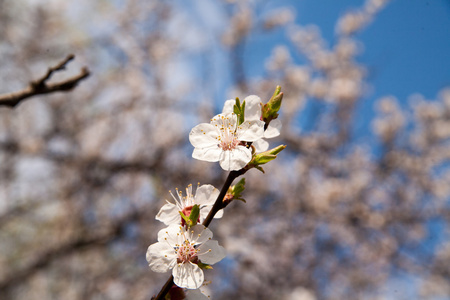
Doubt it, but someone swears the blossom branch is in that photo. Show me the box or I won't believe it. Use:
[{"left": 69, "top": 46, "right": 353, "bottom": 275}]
[
  {"left": 151, "top": 89, "right": 284, "bottom": 299},
  {"left": 153, "top": 169, "right": 245, "bottom": 300},
  {"left": 0, "top": 54, "right": 90, "bottom": 108}
]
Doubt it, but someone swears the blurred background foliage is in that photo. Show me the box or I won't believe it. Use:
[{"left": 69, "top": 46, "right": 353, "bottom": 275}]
[{"left": 0, "top": 0, "right": 449, "bottom": 299}]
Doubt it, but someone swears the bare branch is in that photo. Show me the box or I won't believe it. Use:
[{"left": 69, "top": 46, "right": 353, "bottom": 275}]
[{"left": 0, "top": 54, "right": 90, "bottom": 108}]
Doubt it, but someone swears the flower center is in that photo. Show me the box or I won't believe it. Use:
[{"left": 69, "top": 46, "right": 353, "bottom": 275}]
[
  {"left": 216, "top": 116, "right": 239, "bottom": 151},
  {"left": 219, "top": 135, "right": 239, "bottom": 151},
  {"left": 176, "top": 240, "right": 198, "bottom": 264}
]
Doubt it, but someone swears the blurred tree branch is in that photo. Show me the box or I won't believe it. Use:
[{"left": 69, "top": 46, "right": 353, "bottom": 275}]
[
  {"left": 0, "top": 54, "right": 90, "bottom": 108},
  {"left": 0, "top": 209, "right": 144, "bottom": 293}
]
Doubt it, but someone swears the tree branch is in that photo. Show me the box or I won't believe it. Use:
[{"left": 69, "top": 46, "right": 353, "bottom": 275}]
[{"left": 0, "top": 54, "right": 90, "bottom": 108}]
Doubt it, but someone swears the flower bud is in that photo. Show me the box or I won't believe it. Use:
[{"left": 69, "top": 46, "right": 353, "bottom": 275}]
[
  {"left": 262, "top": 86, "right": 283, "bottom": 125},
  {"left": 246, "top": 144, "right": 286, "bottom": 173},
  {"left": 223, "top": 178, "right": 246, "bottom": 206}
]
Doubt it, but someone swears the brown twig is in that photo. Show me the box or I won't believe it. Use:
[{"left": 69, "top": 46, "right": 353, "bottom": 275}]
[{"left": 0, "top": 54, "right": 90, "bottom": 108}]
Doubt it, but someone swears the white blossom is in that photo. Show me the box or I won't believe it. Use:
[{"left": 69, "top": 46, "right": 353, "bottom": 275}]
[
  {"left": 146, "top": 224, "right": 226, "bottom": 289},
  {"left": 223, "top": 95, "right": 282, "bottom": 152},
  {"left": 189, "top": 113, "right": 265, "bottom": 171},
  {"left": 156, "top": 184, "right": 222, "bottom": 226}
]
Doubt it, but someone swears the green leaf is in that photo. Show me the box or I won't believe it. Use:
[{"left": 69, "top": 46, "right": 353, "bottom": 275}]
[
  {"left": 233, "top": 97, "right": 245, "bottom": 125},
  {"left": 233, "top": 97, "right": 241, "bottom": 115}
]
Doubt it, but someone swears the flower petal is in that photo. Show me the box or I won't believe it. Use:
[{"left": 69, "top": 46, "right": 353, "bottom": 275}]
[
  {"left": 173, "top": 262, "right": 204, "bottom": 289},
  {"left": 146, "top": 242, "right": 176, "bottom": 273},
  {"left": 193, "top": 146, "right": 222, "bottom": 162},
  {"left": 219, "top": 146, "right": 252, "bottom": 171},
  {"left": 244, "top": 95, "right": 262, "bottom": 120},
  {"left": 214, "top": 209, "right": 224, "bottom": 219},
  {"left": 156, "top": 201, "right": 181, "bottom": 225},
  {"left": 222, "top": 99, "right": 235, "bottom": 114},
  {"left": 253, "top": 138, "right": 269, "bottom": 152},
  {"left": 264, "top": 119, "right": 282, "bottom": 138},
  {"left": 189, "top": 123, "right": 219, "bottom": 148},
  {"left": 198, "top": 240, "right": 226, "bottom": 265},
  {"left": 200, "top": 205, "right": 223, "bottom": 222},
  {"left": 189, "top": 225, "right": 213, "bottom": 245},
  {"left": 195, "top": 184, "right": 219, "bottom": 206},
  {"left": 157, "top": 224, "right": 183, "bottom": 244},
  {"left": 237, "top": 120, "right": 265, "bottom": 142},
  {"left": 186, "top": 288, "right": 210, "bottom": 300}
]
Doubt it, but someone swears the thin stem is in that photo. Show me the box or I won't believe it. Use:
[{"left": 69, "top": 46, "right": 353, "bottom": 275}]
[
  {"left": 202, "top": 170, "right": 243, "bottom": 227},
  {"left": 152, "top": 275, "right": 174, "bottom": 300}
]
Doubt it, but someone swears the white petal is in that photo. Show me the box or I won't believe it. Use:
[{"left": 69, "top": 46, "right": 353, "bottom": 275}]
[
  {"left": 200, "top": 205, "right": 223, "bottom": 222},
  {"left": 195, "top": 184, "right": 219, "bottom": 206},
  {"left": 155, "top": 201, "right": 181, "bottom": 225},
  {"left": 146, "top": 242, "right": 176, "bottom": 273},
  {"left": 253, "top": 138, "right": 269, "bottom": 152},
  {"left": 237, "top": 120, "right": 265, "bottom": 142},
  {"left": 222, "top": 99, "right": 235, "bottom": 114},
  {"left": 189, "top": 123, "right": 219, "bottom": 148},
  {"left": 189, "top": 225, "right": 213, "bottom": 245},
  {"left": 264, "top": 119, "right": 282, "bottom": 138},
  {"left": 214, "top": 209, "right": 224, "bottom": 219},
  {"left": 186, "top": 288, "right": 210, "bottom": 300},
  {"left": 193, "top": 146, "right": 222, "bottom": 162},
  {"left": 173, "top": 262, "right": 204, "bottom": 289},
  {"left": 219, "top": 146, "right": 252, "bottom": 171},
  {"left": 198, "top": 240, "right": 226, "bottom": 265},
  {"left": 244, "top": 95, "right": 262, "bottom": 120},
  {"left": 157, "top": 224, "right": 183, "bottom": 244}
]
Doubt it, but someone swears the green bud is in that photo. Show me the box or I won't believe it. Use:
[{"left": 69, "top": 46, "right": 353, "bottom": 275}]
[
  {"left": 224, "top": 178, "right": 246, "bottom": 203},
  {"left": 223, "top": 178, "right": 246, "bottom": 207},
  {"left": 232, "top": 178, "right": 246, "bottom": 196},
  {"left": 262, "top": 85, "right": 283, "bottom": 124},
  {"left": 246, "top": 145, "right": 286, "bottom": 173}
]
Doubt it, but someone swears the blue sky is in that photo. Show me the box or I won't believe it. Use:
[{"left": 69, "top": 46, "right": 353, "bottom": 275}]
[
  {"left": 186, "top": 0, "right": 450, "bottom": 142},
  {"left": 240, "top": 0, "right": 450, "bottom": 142},
  {"left": 252, "top": 0, "right": 450, "bottom": 101}
]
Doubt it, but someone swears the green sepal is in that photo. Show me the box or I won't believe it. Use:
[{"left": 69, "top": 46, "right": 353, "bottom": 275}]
[
  {"left": 189, "top": 204, "right": 200, "bottom": 226},
  {"left": 233, "top": 97, "right": 246, "bottom": 125},
  {"left": 179, "top": 204, "right": 200, "bottom": 227},
  {"left": 262, "top": 85, "right": 283, "bottom": 124},
  {"left": 179, "top": 211, "right": 190, "bottom": 225},
  {"left": 197, "top": 261, "right": 213, "bottom": 270},
  {"left": 254, "top": 165, "right": 265, "bottom": 173}
]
